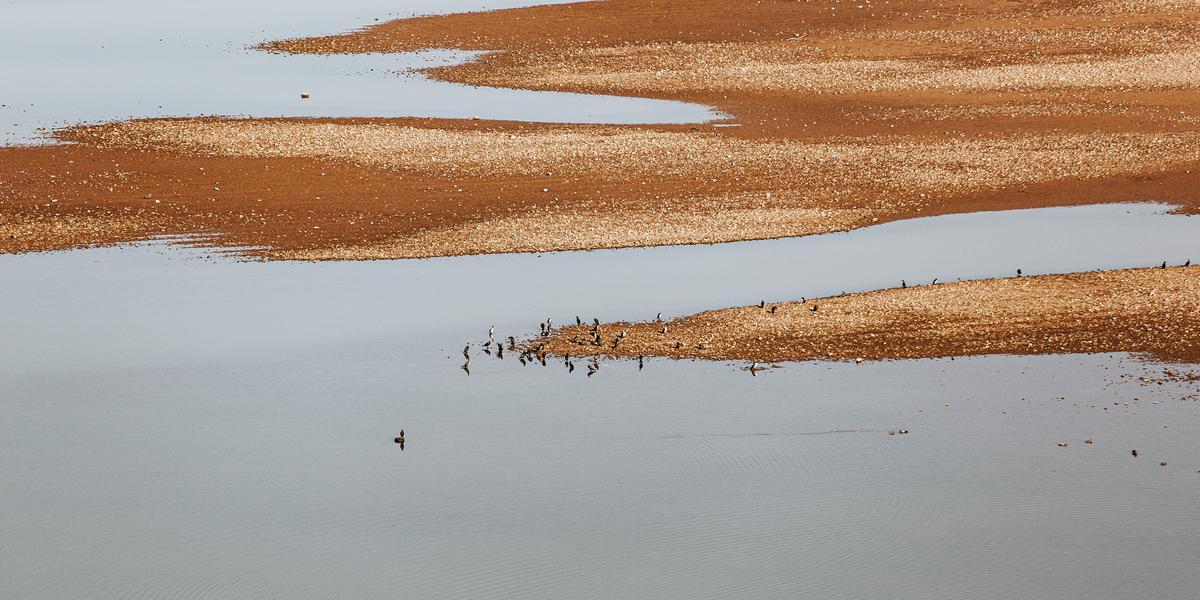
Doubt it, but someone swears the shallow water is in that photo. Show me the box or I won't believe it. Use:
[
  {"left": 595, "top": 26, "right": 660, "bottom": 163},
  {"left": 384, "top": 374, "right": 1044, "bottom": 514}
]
[
  {"left": 0, "top": 0, "right": 718, "bottom": 145},
  {"left": 3, "top": 204, "right": 1200, "bottom": 598}
]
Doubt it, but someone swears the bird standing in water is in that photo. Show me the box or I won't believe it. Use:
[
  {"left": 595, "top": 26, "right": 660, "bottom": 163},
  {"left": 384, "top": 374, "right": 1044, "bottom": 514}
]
[{"left": 394, "top": 430, "right": 405, "bottom": 449}]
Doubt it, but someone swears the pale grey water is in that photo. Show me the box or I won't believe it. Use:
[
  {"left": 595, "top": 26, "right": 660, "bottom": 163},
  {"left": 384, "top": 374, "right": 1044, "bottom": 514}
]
[
  {"left": 0, "top": 0, "right": 718, "bottom": 145},
  {"left": 3, "top": 204, "right": 1200, "bottom": 598},
  {"left": 4, "top": 0, "right": 1200, "bottom": 596}
]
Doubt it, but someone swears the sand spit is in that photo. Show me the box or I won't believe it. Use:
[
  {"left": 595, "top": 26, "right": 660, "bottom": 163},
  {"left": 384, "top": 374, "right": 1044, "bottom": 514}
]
[
  {"left": 534, "top": 266, "right": 1200, "bottom": 364},
  {"left": 2, "top": 0, "right": 1199, "bottom": 257}
]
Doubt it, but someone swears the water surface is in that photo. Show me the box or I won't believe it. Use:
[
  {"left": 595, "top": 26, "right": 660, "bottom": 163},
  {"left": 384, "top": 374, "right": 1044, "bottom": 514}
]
[
  {"left": 0, "top": 0, "right": 717, "bottom": 145},
  {"left": 3, "top": 204, "right": 1199, "bottom": 598}
]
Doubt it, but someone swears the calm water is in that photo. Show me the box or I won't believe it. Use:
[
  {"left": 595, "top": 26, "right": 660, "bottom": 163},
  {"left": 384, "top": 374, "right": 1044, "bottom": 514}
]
[
  {"left": 3, "top": 0, "right": 1200, "bottom": 595},
  {"left": 0, "top": 0, "right": 718, "bottom": 145},
  {"left": 3, "top": 204, "right": 1200, "bottom": 598}
]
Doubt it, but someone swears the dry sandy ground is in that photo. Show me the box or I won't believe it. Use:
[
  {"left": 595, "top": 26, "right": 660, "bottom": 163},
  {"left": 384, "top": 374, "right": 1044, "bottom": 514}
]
[
  {"left": 2, "top": 0, "right": 1199, "bottom": 258},
  {"left": 535, "top": 265, "right": 1200, "bottom": 363}
]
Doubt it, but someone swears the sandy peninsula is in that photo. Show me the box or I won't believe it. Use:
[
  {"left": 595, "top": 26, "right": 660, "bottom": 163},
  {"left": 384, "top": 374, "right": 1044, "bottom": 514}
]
[
  {"left": 1, "top": 0, "right": 1198, "bottom": 257},
  {"left": 533, "top": 265, "right": 1200, "bottom": 364}
]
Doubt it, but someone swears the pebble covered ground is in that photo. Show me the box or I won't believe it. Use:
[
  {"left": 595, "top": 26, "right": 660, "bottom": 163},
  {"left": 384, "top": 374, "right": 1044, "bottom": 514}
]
[
  {"left": 1, "top": 0, "right": 1199, "bottom": 259},
  {"left": 536, "top": 266, "right": 1200, "bottom": 363}
]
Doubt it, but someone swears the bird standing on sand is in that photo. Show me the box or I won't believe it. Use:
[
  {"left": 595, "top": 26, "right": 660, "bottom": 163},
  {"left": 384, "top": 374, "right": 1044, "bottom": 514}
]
[
  {"left": 1017, "top": 268, "right": 1023, "bottom": 276},
  {"left": 759, "top": 300, "right": 765, "bottom": 309},
  {"left": 901, "top": 280, "right": 906, "bottom": 288},
  {"left": 656, "top": 312, "right": 662, "bottom": 322},
  {"left": 810, "top": 304, "right": 819, "bottom": 312},
  {"left": 1161, "top": 261, "right": 1168, "bottom": 269}
]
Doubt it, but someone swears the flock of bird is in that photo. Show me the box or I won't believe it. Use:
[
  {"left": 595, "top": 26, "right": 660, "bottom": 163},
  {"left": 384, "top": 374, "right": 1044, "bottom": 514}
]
[
  {"left": 456, "top": 260, "right": 1192, "bottom": 377},
  {"left": 460, "top": 316, "right": 650, "bottom": 378}
]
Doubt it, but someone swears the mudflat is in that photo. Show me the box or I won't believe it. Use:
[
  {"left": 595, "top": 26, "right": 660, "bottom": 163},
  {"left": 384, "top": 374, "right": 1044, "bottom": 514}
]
[{"left": 2, "top": 0, "right": 1198, "bottom": 258}]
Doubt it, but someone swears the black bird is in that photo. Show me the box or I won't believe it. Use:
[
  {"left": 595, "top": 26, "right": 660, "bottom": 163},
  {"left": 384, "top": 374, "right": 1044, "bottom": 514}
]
[
  {"left": 508, "top": 336, "right": 517, "bottom": 351},
  {"left": 638, "top": 355, "right": 645, "bottom": 370},
  {"left": 656, "top": 312, "right": 662, "bottom": 322},
  {"left": 1161, "top": 261, "right": 1167, "bottom": 269},
  {"left": 488, "top": 325, "right": 495, "bottom": 343},
  {"left": 568, "top": 360, "right": 575, "bottom": 373},
  {"left": 519, "top": 355, "right": 527, "bottom": 366},
  {"left": 463, "top": 344, "right": 470, "bottom": 360},
  {"left": 462, "top": 362, "right": 470, "bottom": 375},
  {"left": 932, "top": 278, "right": 938, "bottom": 285},
  {"left": 759, "top": 300, "right": 765, "bottom": 309},
  {"left": 593, "top": 318, "right": 600, "bottom": 327},
  {"left": 1132, "top": 449, "right": 1138, "bottom": 457},
  {"left": 1017, "top": 268, "right": 1022, "bottom": 276},
  {"left": 576, "top": 316, "right": 582, "bottom": 325},
  {"left": 482, "top": 343, "right": 492, "bottom": 356},
  {"left": 810, "top": 304, "right": 819, "bottom": 312},
  {"left": 1186, "top": 259, "right": 1191, "bottom": 267},
  {"left": 769, "top": 305, "right": 778, "bottom": 314},
  {"left": 901, "top": 280, "right": 906, "bottom": 288},
  {"left": 538, "top": 353, "right": 547, "bottom": 366},
  {"left": 497, "top": 345, "right": 504, "bottom": 359}
]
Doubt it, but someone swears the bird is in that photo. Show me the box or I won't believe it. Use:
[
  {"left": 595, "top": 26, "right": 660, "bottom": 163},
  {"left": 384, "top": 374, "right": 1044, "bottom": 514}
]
[
  {"left": 749, "top": 361, "right": 759, "bottom": 376},
  {"left": 769, "top": 305, "right": 777, "bottom": 314},
  {"left": 656, "top": 312, "right": 662, "bottom": 322},
  {"left": 546, "top": 317, "right": 553, "bottom": 332},
  {"left": 482, "top": 342, "right": 492, "bottom": 355},
  {"left": 932, "top": 278, "right": 938, "bottom": 285},
  {"left": 810, "top": 304, "right": 819, "bottom": 312},
  {"left": 638, "top": 355, "right": 645, "bottom": 370},
  {"left": 759, "top": 300, "right": 765, "bottom": 309},
  {"left": 568, "top": 360, "right": 575, "bottom": 373},
  {"left": 496, "top": 345, "right": 504, "bottom": 359},
  {"left": 394, "top": 430, "right": 405, "bottom": 449},
  {"left": 488, "top": 325, "right": 495, "bottom": 343},
  {"left": 461, "top": 362, "right": 470, "bottom": 375},
  {"left": 593, "top": 318, "right": 600, "bottom": 327},
  {"left": 508, "top": 336, "right": 517, "bottom": 351},
  {"left": 1132, "top": 449, "right": 1138, "bottom": 457},
  {"left": 1186, "top": 259, "right": 1191, "bottom": 267},
  {"left": 576, "top": 316, "right": 582, "bottom": 325},
  {"left": 463, "top": 345, "right": 470, "bottom": 360},
  {"left": 519, "top": 355, "right": 527, "bottom": 366},
  {"left": 1017, "top": 268, "right": 1023, "bottom": 276},
  {"left": 901, "top": 279, "right": 906, "bottom": 288},
  {"left": 1161, "top": 261, "right": 1167, "bottom": 269},
  {"left": 660, "top": 324, "right": 668, "bottom": 335}
]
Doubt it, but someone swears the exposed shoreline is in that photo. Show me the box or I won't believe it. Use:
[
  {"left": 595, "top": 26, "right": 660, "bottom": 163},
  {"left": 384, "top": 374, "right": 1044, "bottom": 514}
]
[
  {"left": 2, "top": 0, "right": 1199, "bottom": 258},
  {"left": 533, "top": 265, "right": 1200, "bottom": 364}
]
